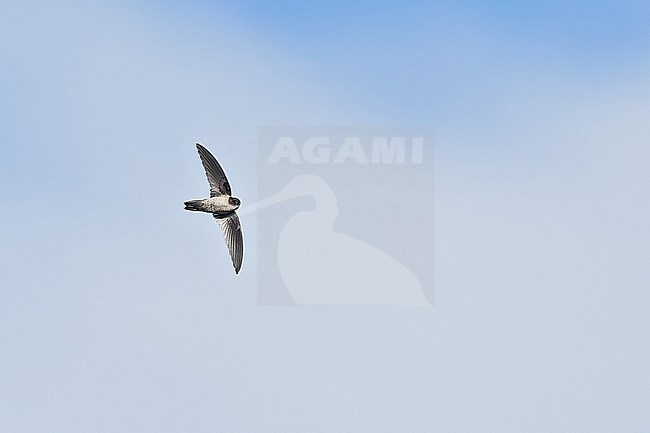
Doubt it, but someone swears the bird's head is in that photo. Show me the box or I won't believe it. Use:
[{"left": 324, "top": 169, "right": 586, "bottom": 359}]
[{"left": 229, "top": 196, "right": 241, "bottom": 209}]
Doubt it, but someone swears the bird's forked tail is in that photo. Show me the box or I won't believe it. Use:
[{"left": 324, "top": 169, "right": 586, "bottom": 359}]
[{"left": 184, "top": 199, "right": 204, "bottom": 211}]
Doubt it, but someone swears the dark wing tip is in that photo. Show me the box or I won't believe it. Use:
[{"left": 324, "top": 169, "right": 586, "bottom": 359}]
[{"left": 196, "top": 143, "right": 207, "bottom": 157}]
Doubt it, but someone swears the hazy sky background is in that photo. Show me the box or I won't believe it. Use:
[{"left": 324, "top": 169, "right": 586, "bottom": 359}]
[{"left": 2, "top": 1, "right": 649, "bottom": 432}]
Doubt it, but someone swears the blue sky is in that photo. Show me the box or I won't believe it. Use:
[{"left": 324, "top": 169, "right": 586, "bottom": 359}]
[{"left": 1, "top": 1, "right": 650, "bottom": 432}]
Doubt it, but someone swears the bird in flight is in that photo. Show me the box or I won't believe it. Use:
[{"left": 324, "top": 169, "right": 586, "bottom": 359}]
[{"left": 184, "top": 143, "right": 243, "bottom": 274}]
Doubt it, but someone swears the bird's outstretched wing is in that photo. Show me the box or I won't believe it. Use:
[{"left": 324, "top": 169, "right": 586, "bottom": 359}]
[
  {"left": 196, "top": 143, "right": 232, "bottom": 197},
  {"left": 214, "top": 212, "right": 243, "bottom": 274}
]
